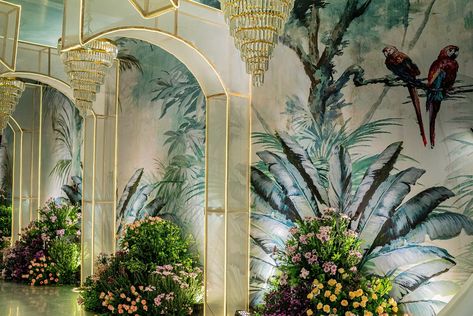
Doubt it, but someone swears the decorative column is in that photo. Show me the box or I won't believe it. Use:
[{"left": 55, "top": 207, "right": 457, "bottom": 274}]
[{"left": 80, "top": 62, "right": 119, "bottom": 283}]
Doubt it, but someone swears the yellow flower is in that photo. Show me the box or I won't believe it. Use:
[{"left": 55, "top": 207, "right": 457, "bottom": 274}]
[
  {"left": 313, "top": 279, "right": 319, "bottom": 285},
  {"left": 349, "top": 291, "right": 356, "bottom": 299},
  {"left": 336, "top": 283, "right": 342, "bottom": 289},
  {"left": 353, "top": 302, "right": 360, "bottom": 308},
  {"left": 376, "top": 306, "right": 384, "bottom": 314},
  {"left": 372, "top": 293, "right": 378, "bottom": 300},
  {"left": 338, "top": 268, "right": 345, "bottom": 274},
  {"left": 307, "top": 292, "right": 314, "bottom": 300},
  {"left": 393, "top": 306, "right": 399, "bottom": 313},
  {"left": 306, "top": 309, "right": 313, "bottom": 316},
  {"left": 342, "top": 273, "right": 349, "bottom": 279},
  {"left": 328, "top": 279, "right": 337, "bottom": 286},
  {"left": 341, "top": 300, "right": 348, "bottom": 307},
  {"left": 318, "top": 283, "right": 324, "bottom": 289},
  {"left": 361, "top": 295, "right": 368, "bottom": 302},
  {"left": 324, "top": 290, "right": 331, "bottom": 297},
  {"left": 317, "top": 303, "right": 323, "bottom": 310},
  {"left": 323, "top": 305, "right": 331, "bottom": 313},
  {"left": 335, "top": 288, "right": 341, "bottom": 295},
  {"left": 356, "top": 289, "right": 364, "bottom": 297},
  {"left": 364, "top": 311, "right": 373, "bottom": 316},
  {"left": 389, "top": 297, "right": 397, "bottom": 306},
  {"left": 329, "top": 294, "right": 337, "bottom": 302},
  {"left": 360, "top": 300, "right": 366, "bottom": 308},
  {"left": 345, "top": 312, "right": 354, "bottom": 316},
  {"left": 333, "top": 308, "right": 337, "bottom": 313}
]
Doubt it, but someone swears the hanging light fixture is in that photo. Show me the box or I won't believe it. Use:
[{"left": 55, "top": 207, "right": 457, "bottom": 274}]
[
  {"left": 59, "top": 39, "right": 118, "bottom": 116},
  {"left": 221, "top": 0, "right": 295, "bottom": 87},
  {"left": 0, "top": 77, "right": 25, "bottom": 135}
]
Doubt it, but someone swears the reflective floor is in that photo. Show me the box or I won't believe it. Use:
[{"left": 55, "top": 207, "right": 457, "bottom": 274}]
[{"left": 0, "top": 281, "right": 94, "bottom": 316}]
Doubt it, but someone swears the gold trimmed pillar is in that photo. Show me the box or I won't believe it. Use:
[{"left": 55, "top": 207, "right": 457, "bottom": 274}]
[
  {"left": 9, "top": 84, "right": 43, "bottom": 240},
  {"left": 80, "top": 61, "right": 119, "bottom": 283}
]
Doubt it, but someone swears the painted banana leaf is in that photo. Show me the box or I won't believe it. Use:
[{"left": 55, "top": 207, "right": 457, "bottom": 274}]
[
  {"left": 61, "top": 176, "right": 82, "bottom": 205},
  {"left": 278, "top": 132, "right": 328, "bottom": 205},
  {"left": 372, "top": 187, "right": 455, "bottom": 249},
  {"left": 251, "top": 166, "right": 301, "bottom": 222},
  {"left": 362, "top": 244, "right": 455, "bottom": 276},
  {"left": 399, "top": 300, "right": 447, "bottom": 316},
  {"left": 401, "top": 281, "right": 459, "bottom": 302},
  {"left": 346, "top": 142, "right": 403, "bottom": 220},
  {"left": 328, "top": 145, "right": 352, "bottom": 211},
  {"left": 257, "top": 150, "right": 319, "bottom": 218},
  {"left": 358, "top": 167, "right": 425, "bottom": 252},
  {"left": 116, "top": 168, "right": 144, "bottom": 232},
  {"left": 389, "top": 258, "right": 455, "bottom": 300},
  {"left": 403, "top": 211, "right": 473, "bottom": 242}
]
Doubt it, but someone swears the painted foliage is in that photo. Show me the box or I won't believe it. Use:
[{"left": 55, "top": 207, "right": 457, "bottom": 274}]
[{"left": 250, "top": 0, "right": 473, "bottom": 315}]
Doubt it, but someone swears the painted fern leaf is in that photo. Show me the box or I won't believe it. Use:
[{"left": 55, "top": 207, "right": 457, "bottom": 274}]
[
  {"left": 401, "top": 281, "right": 459, "bottom": 302},
  {"left": 116, "top": 168, "right": 144, "bottom": 232}
]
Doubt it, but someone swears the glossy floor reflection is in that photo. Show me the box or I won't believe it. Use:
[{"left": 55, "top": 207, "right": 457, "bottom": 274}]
[{"left": 0, "top": 281, "right": 94, "bottom": 316}]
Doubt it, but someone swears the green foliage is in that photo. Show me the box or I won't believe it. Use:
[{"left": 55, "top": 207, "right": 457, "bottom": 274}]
[
  {"left": 0, "top": 204, "right": 11, "bottom": 250},
  {"left": 80, "top": 217, "right": 203, "bottom": 315},
  {"left": 49, "top": 238, "right": 80, "bottom": 284},
  {"left": 121, "top": 217, "right": 196, "bottom": 272}
]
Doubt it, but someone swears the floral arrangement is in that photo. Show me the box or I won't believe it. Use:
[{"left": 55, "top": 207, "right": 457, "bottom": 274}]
[
  {"left": 258, "top": 209, "right": 400, "bottom": 316},
  {"left": 25, "top": 254, "right": 60, "bottom": 286},
  {"left": 2, "top": 200, "right": 80, "bottom": 285},
  {"left": 80, "top": 216, "right": 203, "bottom": 315}
]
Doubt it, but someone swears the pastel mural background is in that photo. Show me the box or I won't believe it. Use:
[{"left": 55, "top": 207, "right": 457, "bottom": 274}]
[{"left": 249, "top": 0, "right": 473, "bottom": 315}]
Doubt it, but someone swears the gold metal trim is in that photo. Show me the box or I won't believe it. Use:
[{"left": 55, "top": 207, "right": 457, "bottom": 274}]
[{"left": 128, "top": 0, "right": 178, "bottom": 19}]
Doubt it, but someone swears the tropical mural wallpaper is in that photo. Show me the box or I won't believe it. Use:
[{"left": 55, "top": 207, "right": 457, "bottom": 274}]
[{"left": 249, "top": 0, "right": 473, "bottom": 315}]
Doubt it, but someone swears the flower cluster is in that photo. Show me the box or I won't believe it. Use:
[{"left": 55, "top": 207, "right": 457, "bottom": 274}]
[
  {"left": 305, "top": 277, "right": 399, "bottom": 316},
  {"left": 2, "top": 200, "right": 81, "bottom": 285},
  {"left": 258, "top": 209, "right": 401, "bottom": 316},
  {"left": 279, "top": 209, "right": 362, "bottom": 285},
  {"left": 80, "top": 217, "right": 203, "bottom": 315},
  {"left": 24, "top": 255, "right": 60, "bottom": 286}
]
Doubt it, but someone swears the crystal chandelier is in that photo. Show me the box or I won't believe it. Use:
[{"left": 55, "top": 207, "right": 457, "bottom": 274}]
[
  {"left": 0, "top": 77, "right": 25, "bottom": 134},
  {"left": 60, "top": 39, "right": 118, "bottom": 115},
  {"left": 221, "top": 0, "right": 295, "bottom": 86}
]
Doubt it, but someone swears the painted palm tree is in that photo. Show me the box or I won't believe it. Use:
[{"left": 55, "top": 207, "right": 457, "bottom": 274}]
[
  {"left": 251, "top": 134, "right": 473, "bottom": 315},
  {"left": 45, "top": 87, "right": 83, "bottom": 186}
]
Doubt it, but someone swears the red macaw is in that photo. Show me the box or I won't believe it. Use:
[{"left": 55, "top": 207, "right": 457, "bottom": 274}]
[
  {"left": 426, "top": 45, "right": 459, "bottom": 148},
  {"left": 383, "top": 45, "right": 427, "bottom": 146}
]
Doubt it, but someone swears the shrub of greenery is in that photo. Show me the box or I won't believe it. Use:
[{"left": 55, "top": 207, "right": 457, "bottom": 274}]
[
  {"left": 0, "top": 204, "right": 12, "bottom": 250},
  {"left": 49, "top": 238, "right": 80, "bottom": 284},
  {"left": 80, "top": 216, "right": 203, "bottom": 315}
]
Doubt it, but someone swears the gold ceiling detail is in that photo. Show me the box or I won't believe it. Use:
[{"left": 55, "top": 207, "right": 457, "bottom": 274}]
[
  {"left": 221, "top": 0, "right": 295, "bottom": 86},
  {"left": 0, "top": 77, "right": 25, "bottom": 133},
  {"left": 60, "top": 39, "right": 118, "bottom": 115},
  {"left": 128, "top": 0, "right": 179, "bottom": 19}
]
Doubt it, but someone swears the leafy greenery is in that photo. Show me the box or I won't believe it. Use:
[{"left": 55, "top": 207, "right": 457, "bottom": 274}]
[
  {"left": 0, "top": 204, "right": 11, "bottom": 250},
  {"left": 49, "top": 238, "right": 80, "bottom": 284},
  {"left": 80, "top": 216, "right": 203, "bottom": 315}
]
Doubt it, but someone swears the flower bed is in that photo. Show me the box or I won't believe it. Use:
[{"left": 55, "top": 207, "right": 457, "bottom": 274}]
[
  {"left": 80, "top": 216, "right": 203, "bottom": 315},
  {"left": 2, "top": 200, "right": 81, "bottom": 285},
  {"left": 257, "top": 209, "right": 400, "bottom": 316}
]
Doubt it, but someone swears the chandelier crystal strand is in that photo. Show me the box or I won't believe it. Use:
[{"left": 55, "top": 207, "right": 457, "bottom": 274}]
[
  {"left": 222, "top": 0, "right": 295, "bottom": 86},
  {"left": 0, "top": 77, "right": 25, "bottom": 134},
  {"left": 60, "top": 39, "right": 118, "bottom": 115}
]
